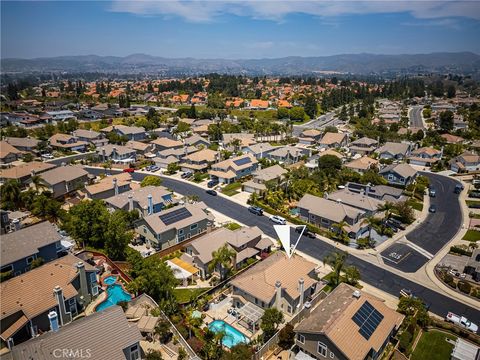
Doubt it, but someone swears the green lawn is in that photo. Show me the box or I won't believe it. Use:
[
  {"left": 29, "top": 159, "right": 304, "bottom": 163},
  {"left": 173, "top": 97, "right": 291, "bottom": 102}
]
[
  {"left": 466, "top": 200, "right": 480, "bottom": 208},
  {"left": 173, "top": 288, "right": 211, "bottom": 304},
  {"left": 462, "top": 229, "right": 480, "bottom": 242},
  {"left": 221, "top": 182, "right": 242, "bottom": 196},
  {"left": 223, "top": 222, "right": 242, "bottom": 231},
  {"left": 408, "top": 199, "right": 424, "bottom": 212},
  {"left": 411, "top": 330, "right": 456, "bottom": 360}
]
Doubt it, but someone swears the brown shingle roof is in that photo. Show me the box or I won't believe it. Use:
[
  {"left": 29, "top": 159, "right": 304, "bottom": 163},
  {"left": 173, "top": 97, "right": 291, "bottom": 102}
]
[
  {"left": 0, "top": 161, "right": 55, "bottom": 180},
  {"left": 39, "top": 165, "right": 88, "bottom": 186}
]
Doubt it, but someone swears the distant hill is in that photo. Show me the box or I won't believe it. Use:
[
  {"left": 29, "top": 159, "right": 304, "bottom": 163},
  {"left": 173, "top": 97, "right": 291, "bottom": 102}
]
[{"left": 2, "top": 52, "right": 480, "bottom": 75}]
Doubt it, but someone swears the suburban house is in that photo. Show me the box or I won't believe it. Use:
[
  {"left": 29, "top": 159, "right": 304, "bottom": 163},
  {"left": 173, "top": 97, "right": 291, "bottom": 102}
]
[
  {"left": 3, "top": 137, "right": 40, "bottom": 153},
  {"left": 345, "top": 182, "right": 405, "bottom": 203},
  {"left": 294, "top": 283, "right": 404, "bottom": 360},
  {"left": 72, "top": 129, "right": 108, "bottom": 147},
  {"left": 408, "top": 147, "right": 443, "bottom": 167},
  {"left": 345, "top": 156, "right": 379, "bottom": 174},
  {"left": 248, "top": 99, "right": 270, "bottom": 110},
  {"left": 151, "top": 137, "right": 183, "bottom": 152},
  {"left": 157, "top": 145, "right": 198, "bottom": 161},
  {"left": 376, "top": 142, "right": 411, "bottom": 160},
  {"left": 297, "top": 194, "right": 365, "bottom": 233},
  {"left": 36, "top": 165, "right": 90, "bottom": 198},
  {"left": 101, "top": 125, "right": 146, "bottom": 141},
  {"left": 441, "top": 133, "right": 464, "bottom": 144},
  {"left": 184, "top": 134, "right": 211, "bottom": 149},
  {"left": 349, "top": 137, "right": 378, "bottom": 155},
  {"left": 299, "top": 129, "right": 323, "bottom": 146},
  {"left": 0, "top": 221, "right": 63, "bottom": 277},
  {"left": 125, "top": 140, "right": 155, "bottom": 156},
  {"left": 463, "top": 248, "right": 480, "bottom": 282},
  {"left": 0, "top": 141, "right": 24, "bottom": 164},
  {"left": 46, "top": 110, "right": 75, "bottom": 122},
  {"left": 244, "top": 143, "right": 278, "bottom": 159},
  {"left": 222, "top": 133, "right": 256, "bottom": 150},
  {"left": 8, "top": 306, "right": 142, "bottom": 360},
  {"left": 379, "top": 163, "right": 418, "bottom": 186},
  {"left": 209, "top": 153, "right": 258, "bottom": 184},
  {"left": 0, "top": 254, "right": 98, "bottom": 348},
  {"left": 183, "top": 226, "right": 273, "bottom": 278},
  {"left": 230, "top": 252, "right": 320, "bottom": 315},
  {"left": 327, "top": 190, "right": 385, "bottom": 216},
  {"left": 318, "top": 132, "right": 348, "bottom": 149},
  {"left": 153, "top": 155, "right": 180, "bottom": 170},
  {"left": 0, "top": 161, "right": 55, "bottom": 186},
  {"left": 134, "top": 202, "right": 214, "bottom": 250},
  {"left": 180, "top": 148, "right": 218, "bottom": 173},
  {"left": 97, "top": 144, "right": 137, "bottom": 164},
  {"left": 449, "top": 152, "right": 480, "bottom": 173},
  {"left": 242, "top": 164, "right": 287, "bottom": 194},
  {"left": 105, "top": 185, "right": 175, "bottom": 217},
  {"left": 48, "top": 134, "right": 88, "bottom": 152},
  {"left": 268, "top": 146, "right": 310, "bottom": 164},
  {"left": 84, "top": 173, "right": 133, "bottom": 200}
]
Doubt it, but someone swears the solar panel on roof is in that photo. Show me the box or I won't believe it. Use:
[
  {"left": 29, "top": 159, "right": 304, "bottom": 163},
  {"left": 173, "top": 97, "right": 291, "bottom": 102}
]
[
  {"left": 233, "top": 157, "right": 251, "bottom": 166},
  {"left": 159, "top": 207, "right": 192, "bottom": 226},
  {"left": 352, "top": 300, "right": 384, "bottom": 340}
]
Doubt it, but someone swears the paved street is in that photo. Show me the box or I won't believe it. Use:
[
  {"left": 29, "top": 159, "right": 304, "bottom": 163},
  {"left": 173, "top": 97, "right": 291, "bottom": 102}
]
[
  {"left": 292, "top": 112, "right": 336, "bottom": 136},
  {"left": 409, "top": 105, "right": 424, "bottom": 129},
  {"left": 84, "top": 166, "right": 480, "bottom": 323}
]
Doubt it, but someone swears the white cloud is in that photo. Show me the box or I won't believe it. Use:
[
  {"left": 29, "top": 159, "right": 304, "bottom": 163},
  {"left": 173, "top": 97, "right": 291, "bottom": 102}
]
[{"left": 109, "top": 1, "right": 480, "bottom": 22}]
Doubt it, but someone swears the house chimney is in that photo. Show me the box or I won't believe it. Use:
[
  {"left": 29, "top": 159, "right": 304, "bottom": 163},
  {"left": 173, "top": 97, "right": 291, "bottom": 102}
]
[
  {"left": 53, "top": 286, "right": 69, "bottom": 326},
  {"left": 61, "top": 162, "right": 66, "bottom": 167},
  {"left": 113, "top": 178, "right": 118, "bottom": 195},
  {"left": 275, "top": 280, "right": 282, "bottom": 311},
  {"left": 147, "top": 194, "right": 153, "bottom": 215},
  {"left": 76, "top": 261, "right": 90, "bottom": 304},
  {"left": 48, "top": 311, "right": 60, "bottom": 332},
  {"left": 353, "top": 290, "right": 361, "bottom": 299},
  {"left": 101, "top": 147, "right": 106, "bottom": 162},
  {"left": 128, "top": 194, "right": 134, "bottom": 211},
  {"left": 30, "top": 169, "right": 36, "bottom": 177},
  {"left": 298, "top": 278, "right": 305, "bottom": 310}
]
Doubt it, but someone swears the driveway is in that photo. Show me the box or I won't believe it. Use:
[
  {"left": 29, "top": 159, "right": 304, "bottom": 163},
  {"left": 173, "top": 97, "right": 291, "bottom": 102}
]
[{"left": 84, "top": 167, "right": 480, "bottom": 323}]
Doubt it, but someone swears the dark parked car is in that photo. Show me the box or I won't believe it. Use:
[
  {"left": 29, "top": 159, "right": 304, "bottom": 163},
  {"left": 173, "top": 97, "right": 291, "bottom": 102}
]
[
  {"left": 387, "top": 218, "right": 405, "bottom": 230},
  {"left": 429, "top": 204, "right": 437, "bottom": 213},
  {"left": 248, "top": 206, "right": 263, "bottom": 216},
  {"left": 181, "top": 171, "right": 193, "bottom": 179},
  {"left": 456, "top": 184, "right": 465, "bottom": 194},
  {"left": 207, "top": 180, "right": 218, "bottom": 188},
  {"left": 206, "top": 190, "right": 217, "bottom": 196},
  {"left": 295, "top": 226, "right": 316, "bottom": 238}
]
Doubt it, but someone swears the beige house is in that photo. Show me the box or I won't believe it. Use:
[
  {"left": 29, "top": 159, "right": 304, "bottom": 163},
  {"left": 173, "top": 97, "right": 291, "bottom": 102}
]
[
  {"left": 243, "top": 164, "right": 287, "bottom": 194},
  {"left": 0, "top": 161, "right": 55, "bottom": 186},
  {"left": 345, "top": 156, "right": 379, "bottom": 174},
  {"left": 209, "top": 153, "right": 258, "bottom": 184},
  {"left": 84, "top": 173, "right": 133, "bottom": 200},
  {"left": 349, "top": 137, "right": 378, "bottom": 155},
  {"left": 319, "top": 132, "right": 348, "bottom": 148},
  {"left": 294, "top": 283, "right": 404, "bottom": 360},
  {"left": 179, "top": 148, "right": 218, "bottom": 172},
  {"left": 0, "top": 141, "right": 24, "bottom": 164},
  {"left": 230, "top": 252, "right": 320, "bottom": 315},
  {"left": 36, "top": 165, "right": 89, "bottom": 198}
]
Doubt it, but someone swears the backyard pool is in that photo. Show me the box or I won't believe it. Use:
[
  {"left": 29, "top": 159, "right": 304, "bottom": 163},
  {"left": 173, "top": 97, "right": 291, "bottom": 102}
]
[
  {"left": 95, "top": 276, "right": 132, "bottom": 312},
  {"left": 208, "top": 320, "right": 249, "bottom": 348}
]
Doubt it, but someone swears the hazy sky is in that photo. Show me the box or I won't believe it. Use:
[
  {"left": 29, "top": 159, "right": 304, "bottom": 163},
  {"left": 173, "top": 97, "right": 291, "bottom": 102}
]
[{"left": 2, "top": 1, "right": 480, "bottom": 59}]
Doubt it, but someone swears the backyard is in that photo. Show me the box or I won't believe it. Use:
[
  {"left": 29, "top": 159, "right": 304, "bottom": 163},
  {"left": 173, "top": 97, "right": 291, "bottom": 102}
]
[
  {"left": 462, "top": 229, "right": 480, "bottom": 242},
  {"left": 411, "top": 330, "right": 456, "bottom": 360},
  {"left": 173, "top": 288, "right": 211, "bottom": 304}
]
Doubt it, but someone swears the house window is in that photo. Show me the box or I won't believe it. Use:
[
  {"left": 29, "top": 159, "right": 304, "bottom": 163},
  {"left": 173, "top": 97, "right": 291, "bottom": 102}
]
[
  {"left": 388, "top": 174, "right": 394, "bottom": 180},
  {"left": 190, "top": 223, "right": 198, "bottom": 230},
  {"left": 318, "top": 342, "right": 328, "bottom": 357},
  {"left": 330, "top": 352, "right": 335, "bottom": 358},
  {"left": 178, "top": 229, "right": 184, "bottom": 236},
  {"left": 26, "top": 256, "right": 35, "bottom": 265},
  {"left": 298, "top": 334, "right": 305, "bottom": 344},
  {"left": 143, "top": 226, "right": 147, "bottom": 234},
  {"left": 90, "top": 272, "right": 97, "bottom": 284},
  {"left": 287, "top": 305, "right": 293, "bottom": 313},
  {"left": 310, "top": 214, "right": 315, "bottom": 220},
  {"left": 321, "top": 218, "right": 329, "bottom": 225},
  {"left": 129, "top": 344, "right": 141, "bottom": 360},
  {"left": 1, "top": 264, "right": 14, "bottom": 273}
]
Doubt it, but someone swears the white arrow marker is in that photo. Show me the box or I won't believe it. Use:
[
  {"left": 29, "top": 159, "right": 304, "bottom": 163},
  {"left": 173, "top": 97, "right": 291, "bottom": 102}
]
[{"left": 274, "top": 225, "right": 306, "bottom": 258}]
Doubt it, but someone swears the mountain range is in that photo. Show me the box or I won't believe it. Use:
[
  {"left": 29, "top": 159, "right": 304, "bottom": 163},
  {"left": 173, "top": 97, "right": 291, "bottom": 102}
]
[{"left": 2, "top": 52, "right": 480, "bottom": 76}]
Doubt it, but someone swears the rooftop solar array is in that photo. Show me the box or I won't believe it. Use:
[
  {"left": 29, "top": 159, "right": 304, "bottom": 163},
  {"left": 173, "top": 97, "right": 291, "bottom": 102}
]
[
  {"left": 159, "top": 207, "right": 192, "bottom": 226},
  {"left": 233, "top": 157, "right": 252, "bottom": 166},
  {"left": 352, "top": 300, "right": 384, "bottom": 340}
]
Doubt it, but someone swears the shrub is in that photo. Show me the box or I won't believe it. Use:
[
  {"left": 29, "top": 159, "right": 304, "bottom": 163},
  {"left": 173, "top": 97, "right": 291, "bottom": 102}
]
[
  {"left": 399, "top": 330, "right": 413, "bottom": 353},
  {"left": 442, "top": 273, "right": 456, "bottom": 288},
  {"left": 457, "top": 281, "right": 472, "bottom": 294},
  {"left": 450, "top": 246, "right": 472, "bottom": 257}
]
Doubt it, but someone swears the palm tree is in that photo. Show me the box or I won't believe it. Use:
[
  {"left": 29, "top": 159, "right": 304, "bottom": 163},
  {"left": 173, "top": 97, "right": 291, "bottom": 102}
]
[
  {"left": 377, "top": 201, "right": 395, "bottom": 221},
  {"left": 468, "top": 242, "right": 478, "bottom": 252},
  {"left": 0, "top": 179, "right": 22, "bottom": 210},
  {"left": 361, "top": 216, "right": 379, "bottom": 247},
  {"left": 331, "top": 220, "right": 349, "bottom": 244},
  {"left": 208, "top": 244, "right": 236, "bottom": 281},
  {"left": 31, "top": 175, "right": 46, "bottom": 193},
  {"left": 323, "top": 251, "right": 348, "bottom": 287}
]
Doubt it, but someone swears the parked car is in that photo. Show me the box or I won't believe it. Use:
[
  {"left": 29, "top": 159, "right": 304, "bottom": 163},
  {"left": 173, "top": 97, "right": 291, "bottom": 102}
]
[
  {"left": 181, "top": 171, "right": 193, "bottom": 179},
  {"left": 446, "top": 312, "right": 478, "bottom": 333},
  {"left": 295, "top": 226, "right": 316, "bottom": 238},
  {"left": 149, "top": 165, "right": 160, "bottom": 172},
  {"left": 455, "top": 184, "right": 465, "bottom": 194},
  {"left": 206, "top": 190, "right": 217, "bottom": 196},
  {"left": 41, "top": 153, "right": 54, "bottom": 159},
  {"left": 123, "top": 168, "right": 135, "bottom": 173},
  {"left": 383, "top": 222, "right": 398, "bottom": 233},
  {"left": 387, "top": 218, "right": 405, "bottom": 231},
  {"left": 429, "top": 204, "right": 437, "bottom": 213},
  {"left": 248, "top": 206, "right": 263, "bottom": 216},
  {"left": 207, "top": 180, "right": 219, "bottom": 188},
  {"left": 270, "top": 215, "right": 287, "bottom": 225},
  {"left": 429, "top": 187, "right": 436, "bottom": 197}
]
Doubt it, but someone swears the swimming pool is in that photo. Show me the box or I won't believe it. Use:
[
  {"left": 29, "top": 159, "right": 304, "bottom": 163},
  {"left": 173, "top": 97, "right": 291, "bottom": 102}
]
[
  {"left": 95, "top": 277, "right": 132, "bottom": 312},
  {"left": 208, "top": 320, "right": 249, "bottom": 348}
]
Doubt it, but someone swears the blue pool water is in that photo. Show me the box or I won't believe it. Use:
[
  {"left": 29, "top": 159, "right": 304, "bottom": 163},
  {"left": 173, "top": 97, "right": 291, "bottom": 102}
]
[
  {"left": 95, "top": 278, "right": 132, "bottom": 312},
  {"left": 208, "top": 320, "right": 249, "bottom": 348}
]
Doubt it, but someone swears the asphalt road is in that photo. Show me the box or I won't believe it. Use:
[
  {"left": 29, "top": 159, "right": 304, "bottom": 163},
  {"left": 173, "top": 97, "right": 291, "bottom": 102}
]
[
  {"left": 380, "top": 173, "right": 462, "bottom": 273},
  {"left": 292, "top": 112, "right": 336, "bottom": 136},
  {"left": 85, "top": 167, "right": 480, "bottom": 324},
  {"left": 409, "top": 105, "right": 424, "bottom": 129}
]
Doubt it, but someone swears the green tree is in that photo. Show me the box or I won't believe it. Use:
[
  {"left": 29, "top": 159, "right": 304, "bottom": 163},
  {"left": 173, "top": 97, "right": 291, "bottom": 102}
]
[
  {"left": 323, "top": 251, "right": 347, "bottom": 287},
  {"left": 447, "top": 85, "right": 456, "bottom": 98},
  {"left": 344, "top": 266, "right": 361, "bottom": 286},
  {"left": 222, "top": 344, "right": 253, "bottom": 360},
  {"left": 31, "top": 194, "right": 64, "bottom": 223},
  {"left": 145, "top": 350, "right": 163, "bottom": 360},
  {"left": 154, "top": 318, "right": 172, "bottom": 343},
  {"left": 31, "top": 174, "right": 47, "bottom": 193},
  {"left": 278, "top": 323, "right": 295, "bottom": 349},
  {"left": 141, "top": 175, "right": 163, "bottom": 187},
  {"left": 377, "top": 201, "right": 395, "bottom": 221},
  {"left": 394, "top": 201, "right": 415, "bottom": 224},
  {"left": 439, "top": 110, "right": 454, "bottom": 131},
  {"left": 289, "top": 106, "right": 306, "bottom": 121},
  {"left": 166, "top": 163, "right": 180, "bottom": 175},
  {"left": 208, "top": 244, "right": 236, "bottom": 280},
  {"left": 30, "top": 257, "right": 44, "bottom": 269},
  {"left": 22, "top": 153, "right": 34, "bottom": 162},
  {"left": 277, "top": 107, "right": 289, "bottom": 119},
  {"left": 176, "top": 121, "right": 191, "bottom": 134},
  {"left": 178, "top": 348, "right": 188, "bottom": 360},
  {"left": 104, "top": 210, "right": 133, "bottom": 260},
  {"left": 260, "top": 308, "right": 284, "bottom": 340},
  {"left": 0, "top": 180, "right": 22, "bottom": 210},
  {"left": 200, "top": 328, "right": 224, "bottom": 360},
  {"left": 318, "top": 154, "right": 342, "bottom": 176},
  {"left": 304, "top": 95, "right": 317, "bottom": 119}
]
